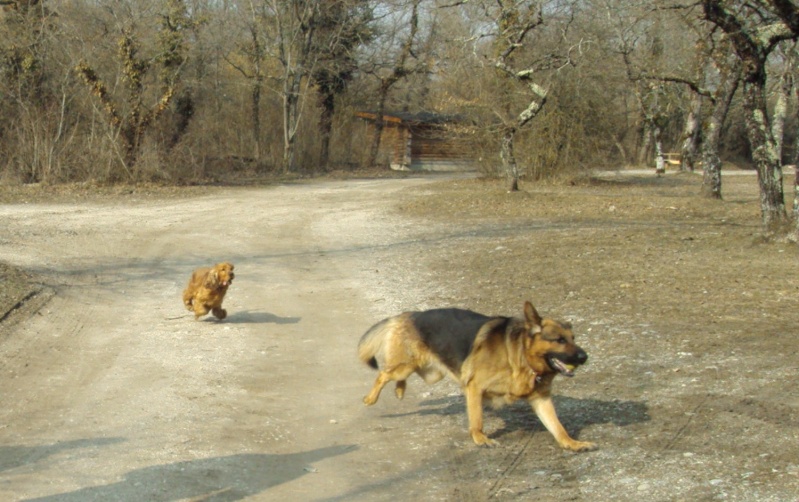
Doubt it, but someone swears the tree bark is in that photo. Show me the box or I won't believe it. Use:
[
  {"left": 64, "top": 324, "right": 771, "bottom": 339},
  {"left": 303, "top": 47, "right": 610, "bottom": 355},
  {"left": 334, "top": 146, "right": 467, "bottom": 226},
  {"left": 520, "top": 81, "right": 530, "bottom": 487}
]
[
  {"left": 251, "top": 80, "right": 262, "bottom": 162},
  {"left": 653, "top": 123, "right": 665, "bottom": 175},
  {"left": 702, "top": 0, "right": 792, "bottom": 235},
  {"left": 500, "top": 127, "right": 519, "bottom": 191},
  {"left": 637, "top": 121, "right": 652, "bottom": 166},
  {"left": 679, "top": 94, "right": 702, "bottom": 172},
  {"left": 741, "top": 62, "right": 787, "bottom": 231},
  {"left": 367, "top": 84, "right": 389, "bottom": 168},
  {"left": 318, "top": 89, "right": 334, "bottom": 171},
  {"left": 771, "top": 43, "right": 794, "bottom": 160},
  {"left": 702, "top": 53, "right": 740, "bottom": 199}
]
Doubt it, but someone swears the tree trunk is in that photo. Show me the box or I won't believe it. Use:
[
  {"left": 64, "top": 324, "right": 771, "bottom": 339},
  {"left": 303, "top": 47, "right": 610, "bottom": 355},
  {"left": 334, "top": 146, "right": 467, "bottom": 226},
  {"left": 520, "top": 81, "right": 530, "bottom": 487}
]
[
  {"left": 367, "top": 83, "right": 389, "bottom": 168},
  {"left": 653, "top": 124, "right": 665, "bottom": 175},
  {"left": 679, "top": 94, "right": 702, "bottom": 172},
  {"left": 281, "top": 71, "right": 301, "bottom": 173},
  {"left": 740, "top": 61, "right": 787, "bottom": 232},
  {"left": 771, "top": 46, "right": 794, "bottom": 161},
  {"left": 795, "top": 83, "right": 799, "bottom": 216},
  {"left": 318, "top": 89, "right": 335, "bottom": 171},
  {"left": 500, "top": 127, "right": 519, "bottom": 192},
  {"left": 251, "top": 79, "right": 262, "bottom": 162},
  {"left": 637, "top": 121, "right": 652, "bottom": 166},
  {"left": 793, "top": 87, "right": 799, "bottom": 240},
  {"left": 701, "top": 113, "right": 724, "bottom": 199},
  {"left": 701, "top": 55, "right": 740, "bottom": 199}
]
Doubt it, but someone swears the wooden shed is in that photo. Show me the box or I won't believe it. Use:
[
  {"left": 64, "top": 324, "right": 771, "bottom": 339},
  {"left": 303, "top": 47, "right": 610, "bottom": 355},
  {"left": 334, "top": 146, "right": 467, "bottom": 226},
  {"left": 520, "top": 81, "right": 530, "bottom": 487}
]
[{"left": 355, "top": 111, "right": 475, "bottom": 171}]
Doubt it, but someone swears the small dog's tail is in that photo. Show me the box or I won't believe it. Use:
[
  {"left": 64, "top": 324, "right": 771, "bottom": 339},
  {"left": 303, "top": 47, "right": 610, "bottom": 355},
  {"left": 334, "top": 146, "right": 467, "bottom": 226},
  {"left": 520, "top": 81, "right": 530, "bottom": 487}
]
[
  {"left": 182, "top": 291, "right": 193, "bottom": 310},
  {"left": 357, "top": 316, "right": 396, "bottom": 370}
]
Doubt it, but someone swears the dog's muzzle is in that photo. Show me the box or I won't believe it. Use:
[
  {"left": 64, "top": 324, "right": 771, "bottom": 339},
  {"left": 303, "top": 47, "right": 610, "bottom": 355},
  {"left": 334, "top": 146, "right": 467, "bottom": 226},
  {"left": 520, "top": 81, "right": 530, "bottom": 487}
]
[{"left": 547, "top": 349, "right": 588, "bottom": 377}]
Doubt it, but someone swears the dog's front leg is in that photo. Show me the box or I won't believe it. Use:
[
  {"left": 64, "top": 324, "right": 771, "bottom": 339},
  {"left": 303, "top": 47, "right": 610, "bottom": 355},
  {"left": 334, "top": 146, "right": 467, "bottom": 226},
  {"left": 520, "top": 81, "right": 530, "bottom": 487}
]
[
  {"left": 211, "top": 307, "right": 227, "bottom": 320},
  {"left": 530, "top": 396, "right": 596, "bottom": 452},
  {"left": 465, "top": 383, "right": 496, "bottom": 446}
]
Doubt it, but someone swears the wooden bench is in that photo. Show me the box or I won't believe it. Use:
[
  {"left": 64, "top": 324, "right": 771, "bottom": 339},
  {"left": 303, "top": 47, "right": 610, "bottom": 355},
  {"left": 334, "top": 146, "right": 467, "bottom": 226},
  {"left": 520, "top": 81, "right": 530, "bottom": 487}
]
[{"left": 663, "top": 152, "right": 681, "bottom": 167}]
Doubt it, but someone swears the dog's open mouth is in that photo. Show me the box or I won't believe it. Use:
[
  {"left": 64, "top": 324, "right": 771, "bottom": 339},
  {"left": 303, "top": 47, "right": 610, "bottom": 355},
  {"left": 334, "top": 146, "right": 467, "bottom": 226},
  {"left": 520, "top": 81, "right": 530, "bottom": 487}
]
[{"left": 548, "top": 356, "right": 577, "bottom": 377}]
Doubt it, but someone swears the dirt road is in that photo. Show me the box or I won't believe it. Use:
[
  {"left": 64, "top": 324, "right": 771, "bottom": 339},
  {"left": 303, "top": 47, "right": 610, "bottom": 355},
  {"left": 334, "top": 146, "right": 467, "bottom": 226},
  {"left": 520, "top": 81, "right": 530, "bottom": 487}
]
[
  {"left": 2, "top": 173, "right": 798, "bottom": 501},
  {"left": 0, "top": 177, "right": 473, "bottom": 501}
]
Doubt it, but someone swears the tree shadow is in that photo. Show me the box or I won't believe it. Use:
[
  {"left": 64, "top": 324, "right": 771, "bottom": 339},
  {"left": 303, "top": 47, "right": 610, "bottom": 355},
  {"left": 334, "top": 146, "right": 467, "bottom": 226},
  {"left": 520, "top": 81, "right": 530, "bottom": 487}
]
[
  {"left": 24, "top": 444, "right": 356, "bottom": 502},
  {"left": 212, "top": 310, "right": 301, "bottom": 325},
  {"left": 0, "top": 437, "right": 125, "bottom": 474}
]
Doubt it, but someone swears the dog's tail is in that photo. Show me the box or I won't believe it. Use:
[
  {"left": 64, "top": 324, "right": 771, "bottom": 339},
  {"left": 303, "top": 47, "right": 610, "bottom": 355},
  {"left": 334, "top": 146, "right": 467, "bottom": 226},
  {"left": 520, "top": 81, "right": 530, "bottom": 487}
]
[
  {"left": 357, "top": 316, "right": 397, "bottom": 370},
  {"left": 182, "top": 290, "right": 193, "bottom": 310}
]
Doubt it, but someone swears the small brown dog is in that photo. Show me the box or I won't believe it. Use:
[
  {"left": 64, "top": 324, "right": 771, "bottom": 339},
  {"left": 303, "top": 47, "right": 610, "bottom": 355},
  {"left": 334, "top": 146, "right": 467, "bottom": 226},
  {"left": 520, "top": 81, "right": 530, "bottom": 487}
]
[{"left": 182, "top": 262, "right": 235, "bottom": 320}]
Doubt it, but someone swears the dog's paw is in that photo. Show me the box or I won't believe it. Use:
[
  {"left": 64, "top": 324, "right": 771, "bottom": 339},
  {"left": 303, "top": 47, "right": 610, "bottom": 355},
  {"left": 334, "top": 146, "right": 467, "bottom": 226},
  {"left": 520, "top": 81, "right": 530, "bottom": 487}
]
[
  {"left": 362, "top": 395, "right": 377, "bottom": 406},
  {"left": 212, "top": 307, "right": 227, "bottom": 320},
  {"left": 562, "top": 439, "right": 597, "bottom": 452},
  {"left": 471, "top": 432, "right": 498, "bottom": 447}
]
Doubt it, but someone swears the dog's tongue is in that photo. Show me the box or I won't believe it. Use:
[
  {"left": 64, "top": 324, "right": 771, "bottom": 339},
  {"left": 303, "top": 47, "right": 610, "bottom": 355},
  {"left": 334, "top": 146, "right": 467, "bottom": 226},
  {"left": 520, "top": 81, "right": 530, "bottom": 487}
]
[{"left": 552, "top": 359, "right": 575, "bottom": 377}]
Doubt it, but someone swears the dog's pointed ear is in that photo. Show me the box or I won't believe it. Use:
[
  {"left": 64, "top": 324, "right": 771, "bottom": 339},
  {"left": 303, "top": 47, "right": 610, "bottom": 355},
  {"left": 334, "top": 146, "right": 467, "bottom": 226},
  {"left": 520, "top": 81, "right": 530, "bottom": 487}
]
[{"left": 524, "top": 301, "right": 543, "bottom": 335}]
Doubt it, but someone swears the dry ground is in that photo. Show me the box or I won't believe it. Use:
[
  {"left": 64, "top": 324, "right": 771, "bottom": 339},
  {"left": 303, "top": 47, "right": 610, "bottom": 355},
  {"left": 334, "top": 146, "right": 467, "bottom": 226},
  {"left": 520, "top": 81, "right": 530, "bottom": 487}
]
[{"left": 0, "top": 169, "right": 797, "bottom": 501}]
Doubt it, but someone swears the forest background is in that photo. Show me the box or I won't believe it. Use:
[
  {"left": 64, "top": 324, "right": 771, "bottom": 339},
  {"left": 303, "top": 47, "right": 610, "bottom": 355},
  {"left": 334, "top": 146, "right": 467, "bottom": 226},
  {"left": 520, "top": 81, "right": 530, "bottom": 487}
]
[{"left": 3, "top": 0, "right": 799, "bottom": 237}]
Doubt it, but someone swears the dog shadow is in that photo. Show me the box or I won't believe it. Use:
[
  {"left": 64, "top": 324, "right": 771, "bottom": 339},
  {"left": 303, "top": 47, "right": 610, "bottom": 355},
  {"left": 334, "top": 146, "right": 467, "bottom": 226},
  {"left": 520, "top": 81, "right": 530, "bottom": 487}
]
[
  {"left": 491, "top": 395, "right": 650, "bottom": 441},
  {"left": 215, "top": 310, "right": 301, "bottom": 325},
  {"left": 385, "top": 394, "right": 650, "bottom": 438},
  {"left": 23, "top": 444, "right": 356, "bottom": 502}
]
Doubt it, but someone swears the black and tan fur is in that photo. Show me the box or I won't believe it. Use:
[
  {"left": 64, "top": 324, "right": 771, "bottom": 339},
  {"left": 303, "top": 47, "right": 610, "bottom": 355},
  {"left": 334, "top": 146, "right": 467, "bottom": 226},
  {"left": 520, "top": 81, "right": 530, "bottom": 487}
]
[{"left": 358, "top": 301, "right": 596, "bottom": 451}]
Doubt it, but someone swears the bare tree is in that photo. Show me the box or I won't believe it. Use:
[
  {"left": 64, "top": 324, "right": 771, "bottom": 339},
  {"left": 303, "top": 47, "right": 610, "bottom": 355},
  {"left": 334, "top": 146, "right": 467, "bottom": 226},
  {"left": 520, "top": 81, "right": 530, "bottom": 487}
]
[
  {"left": 702, "top": 0, "right": 797, "bottom": 234},
  {"left": 225, "top": 1, "right": 270, "bottom": 163},
  {"left": 678, "top": 40, "right": 706, "bottom": 173},
  {"left": 458, "top": 0, "right": 576, "bottom": 191},
  {"left": 699, "top": 44, "right": 741, "bottom": 199},
  {"left": 770, "top": 41, "right": 796, "bottom": 161},
  {"left": 360, "top": 0, "right": 426, "bottom": 168},
  {"left": 312, "top": 0, "right": 373, "bottom": 171},
  {"left": 0, "top": 0, "right": 68, "bottom": 183},
  {"left": 75, "top": 0, "right": 196, "bottom": 178},
  {"left": 258, "top": 1, "right": 322, "bottom": 172}
]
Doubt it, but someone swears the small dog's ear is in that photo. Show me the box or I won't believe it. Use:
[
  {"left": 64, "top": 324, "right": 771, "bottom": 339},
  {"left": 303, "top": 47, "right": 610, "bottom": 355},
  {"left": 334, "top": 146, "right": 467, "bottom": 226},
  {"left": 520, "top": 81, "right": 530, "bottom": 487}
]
[{"left": 204, "top": 269, "right": 219, "bottom": 288}]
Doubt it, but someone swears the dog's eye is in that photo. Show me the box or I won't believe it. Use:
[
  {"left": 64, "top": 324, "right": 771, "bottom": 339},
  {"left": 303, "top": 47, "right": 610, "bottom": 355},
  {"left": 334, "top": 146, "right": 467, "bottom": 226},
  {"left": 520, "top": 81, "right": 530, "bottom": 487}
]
[{"left": 557, "top": 337, "right": 567, "bottom": 344}]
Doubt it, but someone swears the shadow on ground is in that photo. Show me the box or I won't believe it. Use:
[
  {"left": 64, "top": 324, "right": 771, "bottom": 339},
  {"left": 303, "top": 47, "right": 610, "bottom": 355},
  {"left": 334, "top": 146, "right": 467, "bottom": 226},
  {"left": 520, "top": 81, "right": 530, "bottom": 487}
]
[
  {"left": 381, "top": 395, "right": 650, "bottom": 439},
  {"left": 212, "top": 310, "right": 301, "bottom": 325},
  {"left": 24, "top": 445, "right": 356, "bottom": 502},
  {"left": 0, "top": 438, "right": 125, "bottom": 474}
]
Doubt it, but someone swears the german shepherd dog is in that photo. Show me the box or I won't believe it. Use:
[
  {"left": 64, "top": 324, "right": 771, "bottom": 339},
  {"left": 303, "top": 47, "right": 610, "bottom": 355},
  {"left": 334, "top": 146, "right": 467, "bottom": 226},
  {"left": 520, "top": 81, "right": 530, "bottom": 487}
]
[{"left": 358, "top": 301, "right": 596, "bottom": 451}]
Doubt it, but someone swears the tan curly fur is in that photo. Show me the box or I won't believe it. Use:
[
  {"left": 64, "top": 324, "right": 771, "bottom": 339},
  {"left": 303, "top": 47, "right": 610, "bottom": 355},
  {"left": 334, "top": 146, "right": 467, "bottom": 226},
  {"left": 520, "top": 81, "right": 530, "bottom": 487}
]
[{"left": 182, "top": 262, "right": 235, "bottom": 320}]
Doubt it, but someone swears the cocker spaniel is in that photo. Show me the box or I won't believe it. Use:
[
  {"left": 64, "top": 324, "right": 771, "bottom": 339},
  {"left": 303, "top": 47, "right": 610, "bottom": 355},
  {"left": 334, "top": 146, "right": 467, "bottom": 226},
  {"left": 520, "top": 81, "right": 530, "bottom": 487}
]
[{"left": 182, "top": 262, "right": 235, "bottom": 320}]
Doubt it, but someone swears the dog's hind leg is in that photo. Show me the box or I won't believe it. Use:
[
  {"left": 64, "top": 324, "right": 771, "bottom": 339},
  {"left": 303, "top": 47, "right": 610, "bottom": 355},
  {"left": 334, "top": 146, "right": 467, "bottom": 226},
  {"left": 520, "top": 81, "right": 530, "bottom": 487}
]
[
  {"left": 363, "top": 363, "right": 416, "bottom": 405},
  {"left": 394, "top": 380, "right": 406, "bottom": 399}
]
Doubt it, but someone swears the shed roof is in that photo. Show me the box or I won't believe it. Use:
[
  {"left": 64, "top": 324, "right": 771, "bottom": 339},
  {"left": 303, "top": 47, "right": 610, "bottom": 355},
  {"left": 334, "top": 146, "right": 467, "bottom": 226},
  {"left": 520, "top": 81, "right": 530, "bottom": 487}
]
[{"left": 355, "top": 111, "right": 464, "bottom": 125}]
